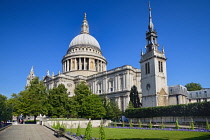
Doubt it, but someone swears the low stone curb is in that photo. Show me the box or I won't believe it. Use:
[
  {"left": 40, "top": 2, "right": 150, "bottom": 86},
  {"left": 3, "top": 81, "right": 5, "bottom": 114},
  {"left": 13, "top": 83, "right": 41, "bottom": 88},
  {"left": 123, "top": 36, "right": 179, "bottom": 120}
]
[
  {"left": 0, "top": 123, "right": 12, "bottom": 132},
  {"left": 44, "top": 125, "right": 77, "bottom": 140}
]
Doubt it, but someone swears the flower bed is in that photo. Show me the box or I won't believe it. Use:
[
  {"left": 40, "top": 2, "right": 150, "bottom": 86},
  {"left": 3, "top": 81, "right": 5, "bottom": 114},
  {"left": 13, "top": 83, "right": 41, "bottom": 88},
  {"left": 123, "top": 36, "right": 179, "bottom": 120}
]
[{"left": 66, "top": 132, "right": 98, "bottom": 140}]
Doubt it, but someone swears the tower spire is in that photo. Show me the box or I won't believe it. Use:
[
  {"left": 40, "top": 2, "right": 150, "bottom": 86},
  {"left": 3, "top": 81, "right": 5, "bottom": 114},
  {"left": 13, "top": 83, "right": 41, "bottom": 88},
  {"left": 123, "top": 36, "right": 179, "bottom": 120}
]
[
  {"left": 81, "top": 13, "right": 89, "bottom": 34},
  {"left": 148, "top": 2, "right": 154, "bottom": 31}
]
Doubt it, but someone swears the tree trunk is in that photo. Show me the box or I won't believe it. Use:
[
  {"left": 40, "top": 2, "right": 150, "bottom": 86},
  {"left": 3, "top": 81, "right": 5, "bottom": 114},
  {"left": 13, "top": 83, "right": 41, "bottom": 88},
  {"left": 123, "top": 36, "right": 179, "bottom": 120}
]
[{"left": 34, "top": 115, "right": 37, "bottom": 123}]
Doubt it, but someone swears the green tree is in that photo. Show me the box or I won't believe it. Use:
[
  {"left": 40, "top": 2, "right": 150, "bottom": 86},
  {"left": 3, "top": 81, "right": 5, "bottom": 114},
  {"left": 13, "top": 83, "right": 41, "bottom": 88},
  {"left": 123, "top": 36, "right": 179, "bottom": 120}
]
[
  {"left": 128, "top": 101, "right": 134, "bottom": 109},
  {"left": 102, "top": 95, "right": 121, "bottom": 119},
  {"left": 72, "top": 81, "right": 106, "bottom": 119},
  {"left": 175, "top": 119, "right": 180, "bottom": 129},
  {"left": 149, "top": 120, "right": 152, "bottom": 129},
  {"left": 76, "top": 123, "right": 81, "bottom": 137},
  {"left": 81, "top": 94, "right": 106, "bottom": 119},
  {"left": 185, "top": 82, "right": 202, "bottom": 91},
  {"left": 47, "top": 84, "right": 69, "bottom": 118},
  {"left": 17, "top": 77, "right": 48, "bottom": 122},
  {"left": 85, "top": 121, "right": 92, "bottom": 140},
  {"left": 138, "top": 119, "right": 142, "bottom": 128},
  {"left": 99, "top": 120, "right": 106, "bottom": 140},
  {"left": 0, "top": 94, "right": 13, "bottom": 122},
  {"left": 129, "top": 85, "right": 141, "bottom": 108}
]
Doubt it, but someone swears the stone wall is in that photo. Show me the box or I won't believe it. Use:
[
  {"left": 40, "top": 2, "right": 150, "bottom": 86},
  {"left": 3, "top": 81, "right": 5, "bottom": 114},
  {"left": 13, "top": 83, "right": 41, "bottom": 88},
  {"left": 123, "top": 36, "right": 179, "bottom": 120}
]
[{"left": 43, "top": 119, "right": 111, "bottom": 128}]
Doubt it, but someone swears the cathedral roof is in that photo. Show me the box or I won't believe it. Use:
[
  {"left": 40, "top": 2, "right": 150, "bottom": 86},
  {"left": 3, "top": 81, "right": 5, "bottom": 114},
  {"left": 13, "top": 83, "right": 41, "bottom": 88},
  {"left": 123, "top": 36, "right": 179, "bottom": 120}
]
[
  {"left": 69, "top": 13, "right": 101, "bottom": 49},
  {"left": 69, "top": 34, "right": 100, "bottom": 49}
]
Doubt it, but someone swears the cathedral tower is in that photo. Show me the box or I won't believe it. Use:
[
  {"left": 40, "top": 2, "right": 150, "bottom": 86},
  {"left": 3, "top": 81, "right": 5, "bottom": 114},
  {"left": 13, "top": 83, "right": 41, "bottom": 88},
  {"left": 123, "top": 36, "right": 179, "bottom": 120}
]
[
  {"left": 26, "top": 66, "right": 35, "bottom": 86},
  {"left": 140, "top": 3, "right": 168, "bottom": 107}
]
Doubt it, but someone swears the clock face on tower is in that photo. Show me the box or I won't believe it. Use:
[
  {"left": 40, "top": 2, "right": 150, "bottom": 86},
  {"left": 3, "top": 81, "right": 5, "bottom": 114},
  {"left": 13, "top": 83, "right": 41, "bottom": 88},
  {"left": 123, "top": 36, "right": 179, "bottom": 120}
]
[{"left": 146, "top": 83, "right": 151, "bottom": 91}]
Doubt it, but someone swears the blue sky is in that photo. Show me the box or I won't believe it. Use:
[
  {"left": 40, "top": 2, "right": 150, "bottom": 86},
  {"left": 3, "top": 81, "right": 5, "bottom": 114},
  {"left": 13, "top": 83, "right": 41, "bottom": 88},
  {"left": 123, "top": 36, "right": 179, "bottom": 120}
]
[{"left": 1, "top": 0, "right": 210, "bottom": 98}]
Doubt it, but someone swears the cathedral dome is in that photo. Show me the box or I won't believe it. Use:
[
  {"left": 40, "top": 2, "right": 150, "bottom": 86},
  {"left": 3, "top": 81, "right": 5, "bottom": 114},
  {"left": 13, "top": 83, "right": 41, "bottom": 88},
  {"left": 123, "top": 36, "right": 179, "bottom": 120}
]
[{"left": 69, "top": 34, "right": 100, "bottom": 49}]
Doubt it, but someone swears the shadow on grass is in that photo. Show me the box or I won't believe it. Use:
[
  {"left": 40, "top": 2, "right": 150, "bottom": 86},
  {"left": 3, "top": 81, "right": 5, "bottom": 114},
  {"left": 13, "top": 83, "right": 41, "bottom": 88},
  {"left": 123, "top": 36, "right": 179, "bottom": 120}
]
[
  {"left": 107, "top": 135, "right": 210, "bottom": 140},
  {"left": 108, "top": 138, "right": 167, "bottom": 140},
  {"left": 181, "top": 134, "right": 210, "bottom": 140}
]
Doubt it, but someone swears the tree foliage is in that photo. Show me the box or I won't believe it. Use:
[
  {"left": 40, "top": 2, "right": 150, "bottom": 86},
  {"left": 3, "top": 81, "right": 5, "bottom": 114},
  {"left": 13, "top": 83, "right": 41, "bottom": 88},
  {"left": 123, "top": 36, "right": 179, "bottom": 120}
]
[
  {"left": 70, "top": 81, "right": 106, "bottom": 119},
  {"left": 15, "top": 77, "right": 48, "bottom": 122},
  {"left": 0, "top": 94, "right": 13, "bottom": 122},
  {"left": 47, "top": 84, "right": 69, "bottom": 118},
  {"left": 129, "top": 85, "right": 141, "bottom": 108},
  {"left": 102, "top": 95, "right": 121, "bottom": 119},
  {"left": 185, "top": 82, "right": 202, "bottom": 91}
]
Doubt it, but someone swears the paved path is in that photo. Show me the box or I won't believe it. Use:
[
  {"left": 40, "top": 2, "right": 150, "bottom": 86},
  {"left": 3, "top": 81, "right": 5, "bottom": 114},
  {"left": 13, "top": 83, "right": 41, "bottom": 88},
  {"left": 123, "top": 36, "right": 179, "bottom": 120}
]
[{"left": 0, "top": 124, "right": 66, "bottom": 140}]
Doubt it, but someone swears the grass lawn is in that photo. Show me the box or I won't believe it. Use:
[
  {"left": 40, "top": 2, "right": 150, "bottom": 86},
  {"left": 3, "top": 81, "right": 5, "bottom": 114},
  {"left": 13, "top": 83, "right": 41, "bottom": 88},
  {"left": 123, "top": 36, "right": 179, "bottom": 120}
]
[{"left": 66, "top": 127, "right": 210, "bottom": 140}]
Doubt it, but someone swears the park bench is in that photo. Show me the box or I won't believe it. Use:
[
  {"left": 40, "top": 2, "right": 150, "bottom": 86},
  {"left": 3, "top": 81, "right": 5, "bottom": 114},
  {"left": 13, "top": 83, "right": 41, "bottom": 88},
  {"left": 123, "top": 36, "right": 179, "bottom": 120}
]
[{"left": 54, "top": 128, "right": 65, "bottom": 137}]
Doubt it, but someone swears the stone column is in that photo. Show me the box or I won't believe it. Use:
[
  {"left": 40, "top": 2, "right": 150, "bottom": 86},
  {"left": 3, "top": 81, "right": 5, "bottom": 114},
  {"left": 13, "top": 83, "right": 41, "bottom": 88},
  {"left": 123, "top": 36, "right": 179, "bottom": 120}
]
[
  {"left": 114, "top": 75, "right": 117, "bottom": 92},
  {"left": 126, "top": 72, "right": 129, "bottom": 89},
  {"left": 79, "top": 58, "right": 81, "bottom": 70},
  {"left": 67, "top": 59, "right": 69, "bottom": 72},
  {"left": 62, "top": 62, "right": 64, "bottom": 73},
  {"left": 97, "top": 60, "right": 99, "bottom": 72},
  {"left": 84, "top": 57, "right": 86, "bottom": 70},
  {"left": 64, "top": 61, "right": 66, "bottom": 72},
  {"left": 118, "top": 76, "right": 121, "bottom": 91},
  {"left": 123, "top": 74, "right": 126, "bottom": 90},
  {"left": 100, "top": 61, "right": 102, "bottom": 72},
  {"left": 75, "top": 58, "right": 77, "bottom": 70},
  {"left": 69, "top": 59, "right": 71, "bottom": 71}
]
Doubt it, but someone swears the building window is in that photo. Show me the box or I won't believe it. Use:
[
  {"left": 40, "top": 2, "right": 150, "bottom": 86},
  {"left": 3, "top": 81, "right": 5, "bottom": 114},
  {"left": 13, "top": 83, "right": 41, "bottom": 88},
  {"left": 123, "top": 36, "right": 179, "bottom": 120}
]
[
  {"left": 120, "top": 77, "right": 123, "bottom": 90},
  {"left": 108, "top": 79, "right": 114, "bottom": 92},
  {"left": 190, "top": 93, "right": 192, "bottom": 98},
  {"left": 158, "top": 61, "right": 163, "bottom": 72},
  {"left": 98, "top": 83, "right": 102, "bottom": 94},
  {"left": 145, "top": 62, "right": 150, "bottom": 74},
  {"left": 199, "top": 92, "right": 202, "bottom": 97},
  {"left": 204, "top": 91, "right": 207, "bottom": 97}
]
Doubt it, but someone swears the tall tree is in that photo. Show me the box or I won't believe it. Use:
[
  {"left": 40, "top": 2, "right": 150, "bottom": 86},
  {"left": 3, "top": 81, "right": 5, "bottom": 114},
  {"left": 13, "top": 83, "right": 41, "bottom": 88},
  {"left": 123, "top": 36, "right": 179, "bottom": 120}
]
[
  {"left": 185, "top": 82, "right": 202, "bottom": 91},
  {"left": 129, "top": 85, "right": 141, "bottom": 108},
  {"left": 102, "top": 95, "right": 121, "bottom": 119},
  {"left": 81, "top": 94, "right": 106, "bottom": 119},
  {"left": 72, "top": 81, "right": 106, "bottom": 119},
  {"left": 17, "top": 77, "right": 48, "bottom": 122},
  {"left": 47, "top": 84, "right": 69, "bottom": 118}
]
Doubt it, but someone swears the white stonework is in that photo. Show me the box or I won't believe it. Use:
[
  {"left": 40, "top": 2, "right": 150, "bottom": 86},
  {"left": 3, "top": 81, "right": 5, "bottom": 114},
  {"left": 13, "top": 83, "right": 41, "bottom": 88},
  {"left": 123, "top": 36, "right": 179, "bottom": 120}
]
[
  {"left": 27, "top": 6, "right": 209, "bottom": 111},
  {"left": 140, "top": 4, "right": 168, "bottom": 107},
  {"left": 26, "top": 66, "right": 35, "bottom": 86}
]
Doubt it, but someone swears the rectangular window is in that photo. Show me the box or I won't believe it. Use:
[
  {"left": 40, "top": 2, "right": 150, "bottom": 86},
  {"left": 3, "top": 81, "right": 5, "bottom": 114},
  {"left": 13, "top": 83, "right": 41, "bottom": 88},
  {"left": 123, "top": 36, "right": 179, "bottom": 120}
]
[
  {"left": 145, "top": 62, "right": 150, "bottom": 74},
  {"left": 158, "top": 61, "right": 163, "bottom": 72}
]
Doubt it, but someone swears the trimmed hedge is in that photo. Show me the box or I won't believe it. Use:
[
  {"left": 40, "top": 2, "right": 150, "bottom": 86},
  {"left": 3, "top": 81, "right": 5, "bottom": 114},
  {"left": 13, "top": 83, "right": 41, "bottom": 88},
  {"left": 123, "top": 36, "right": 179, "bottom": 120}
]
[{"left": 125, "top": 102, "right": 210, "bottom": 118}]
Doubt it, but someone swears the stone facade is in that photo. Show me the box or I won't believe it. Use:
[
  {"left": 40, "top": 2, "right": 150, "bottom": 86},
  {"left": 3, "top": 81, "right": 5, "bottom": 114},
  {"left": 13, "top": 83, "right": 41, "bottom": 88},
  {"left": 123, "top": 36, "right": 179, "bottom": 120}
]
[{"left": 27, "top": 4, "right": 209, "bottom": 111}]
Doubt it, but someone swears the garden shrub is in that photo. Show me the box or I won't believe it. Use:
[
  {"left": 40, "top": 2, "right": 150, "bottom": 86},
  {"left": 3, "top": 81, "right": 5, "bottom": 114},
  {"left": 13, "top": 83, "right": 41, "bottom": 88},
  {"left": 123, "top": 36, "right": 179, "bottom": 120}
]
[{"left": 125, "top": 102, "right": 210, "bottom": 118}]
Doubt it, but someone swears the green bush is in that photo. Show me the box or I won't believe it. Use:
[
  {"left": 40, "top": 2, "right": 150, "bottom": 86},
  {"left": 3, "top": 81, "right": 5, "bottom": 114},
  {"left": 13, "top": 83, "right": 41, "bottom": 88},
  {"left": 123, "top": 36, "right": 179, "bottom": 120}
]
[
  {"left": 114, "top": 121, "right": 117, "bottom": 127},
  {"left": 149, "top": 120, "right": 152, "bottom": 129},
  {"left": 138, "top": 119, "right": 142, "bottom": 128},
  {"left": 129, "top": 119, "right": 133, "bottom": 127},
  {"left": 76, "top": 123, "right": 81, "bottom": 137},
  {"left": 122, "top": 121, "right": 125, "bottom": 127},
  {"left": 206, "top": 118, "right": 210, "bottom": 130},
  {"left": 175, "top": 119, "right": 179, "bottom": 129},
  {"left": 99, "top": 122, "right": 106, "bottom": 140},
  {"left": 190, "top": 118, "right": 194, "bottom": 130},
  {"left": 85, "top": 121, "right": 92, "bottom": 139},
  {"left": 125, "top": 102, "right": 210, "bottom": 118}
]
